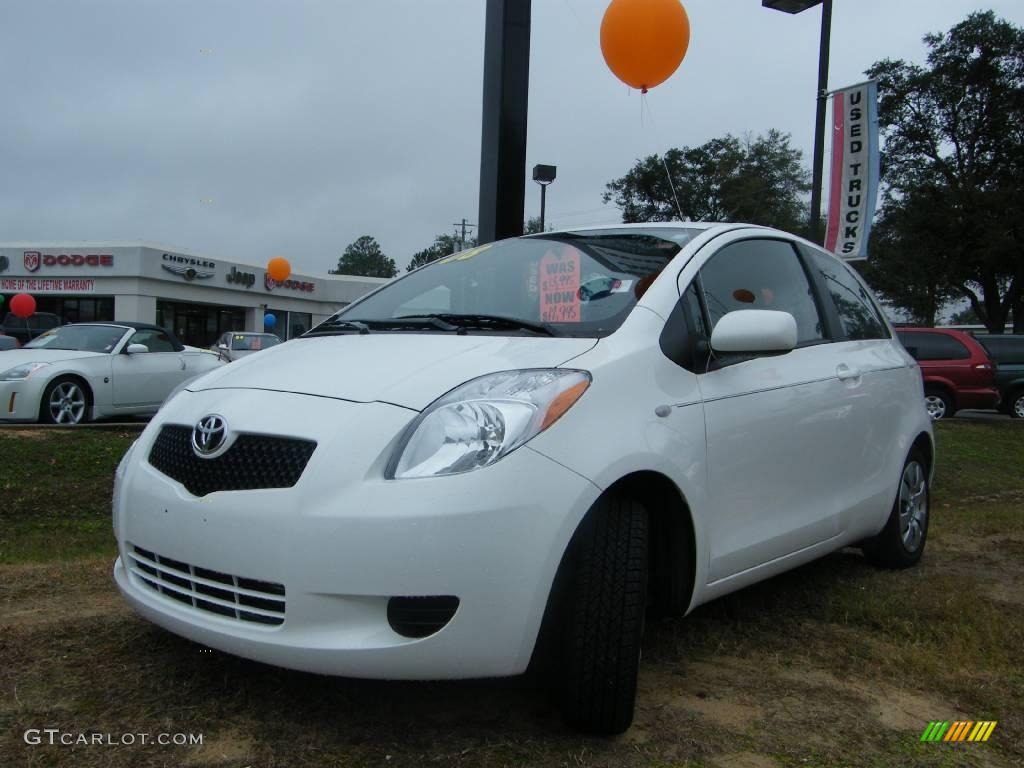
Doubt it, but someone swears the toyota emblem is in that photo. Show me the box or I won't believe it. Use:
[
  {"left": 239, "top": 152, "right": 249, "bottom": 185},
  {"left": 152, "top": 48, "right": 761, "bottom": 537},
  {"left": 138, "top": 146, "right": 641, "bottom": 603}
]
[{"left": 191, "top": 414, "right": 228, "bottom": 457}]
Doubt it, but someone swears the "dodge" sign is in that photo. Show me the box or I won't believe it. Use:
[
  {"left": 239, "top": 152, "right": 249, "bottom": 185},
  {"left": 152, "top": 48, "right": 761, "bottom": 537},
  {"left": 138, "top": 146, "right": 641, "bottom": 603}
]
[{"left": 23, "top": 251, "right": 114, "bottom": 272}]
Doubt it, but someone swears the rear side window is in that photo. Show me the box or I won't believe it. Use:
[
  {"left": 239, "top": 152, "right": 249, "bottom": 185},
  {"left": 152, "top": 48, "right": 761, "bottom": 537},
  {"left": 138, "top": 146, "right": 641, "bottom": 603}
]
[
  {"left": 699, "top": 239, "right": 824, "bottom": 345},
  {"left": 897, "top": 331, "right": 970, "bottom": 361},
  {"left": 977, "top": 337, "right": 1024, "bottom": 364},
  {"left": 808, "top": 251, "right": 888, "bottom": 340}
]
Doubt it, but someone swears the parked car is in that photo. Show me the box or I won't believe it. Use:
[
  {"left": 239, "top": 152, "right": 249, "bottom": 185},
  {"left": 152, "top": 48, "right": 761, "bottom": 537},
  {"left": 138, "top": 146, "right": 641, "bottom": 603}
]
[
  {"left": 0, "top": 334, "right": 17, "bottom": 351},
  {"left": 974, "top": 334, "right": 1024, "bottom": 418},
  {"left": 214, "top": 331, "right": 282, "bottom": 362},
  {"left": 114, "top": 224, "right": 933, "bottom": 735},
  {"left": 895, "top": 328, "right": 1000, "bottom": 419},
  {"left": 0, "top": 322, "right": 225, "bottom": 424},
  {"left": 1, "top": 311, "right": 63, "bottom": 346}
]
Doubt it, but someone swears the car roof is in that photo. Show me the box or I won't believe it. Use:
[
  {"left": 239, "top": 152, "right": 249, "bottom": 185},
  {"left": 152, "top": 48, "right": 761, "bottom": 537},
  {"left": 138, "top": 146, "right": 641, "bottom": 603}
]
[{"left": 68, "top": 321, "right": 165, "bottom": 333}]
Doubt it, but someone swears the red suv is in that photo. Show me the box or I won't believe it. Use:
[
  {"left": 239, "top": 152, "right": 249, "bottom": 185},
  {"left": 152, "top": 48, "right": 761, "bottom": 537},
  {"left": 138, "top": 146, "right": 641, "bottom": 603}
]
[{"left": 895, "top": 328, "right": 1000, "bottom": 419}]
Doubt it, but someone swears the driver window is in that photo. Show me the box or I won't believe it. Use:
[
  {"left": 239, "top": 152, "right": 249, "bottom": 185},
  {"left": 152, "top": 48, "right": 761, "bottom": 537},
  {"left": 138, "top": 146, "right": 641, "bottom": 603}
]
[
  {"left": 699, "top": 239, "right": 824, "bottom": 345},
  {"left": 129, "top": 329, "right": 175, "bottom": 352}
]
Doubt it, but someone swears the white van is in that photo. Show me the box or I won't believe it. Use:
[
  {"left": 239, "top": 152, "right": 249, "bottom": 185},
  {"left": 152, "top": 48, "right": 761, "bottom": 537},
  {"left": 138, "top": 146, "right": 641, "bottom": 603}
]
[{"left": 113, "top": 223, "right": 934, "bottom": 734}]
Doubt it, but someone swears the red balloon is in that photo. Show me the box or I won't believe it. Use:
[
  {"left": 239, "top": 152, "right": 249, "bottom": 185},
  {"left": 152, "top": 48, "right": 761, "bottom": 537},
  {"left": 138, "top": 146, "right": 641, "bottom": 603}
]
[{"left": 10, "top": 293, "right": 36, "bottom": 318}]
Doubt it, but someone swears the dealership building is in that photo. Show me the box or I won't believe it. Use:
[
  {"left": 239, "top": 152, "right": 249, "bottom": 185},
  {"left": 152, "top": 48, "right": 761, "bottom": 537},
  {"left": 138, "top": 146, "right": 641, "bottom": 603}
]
[{"left": 0, "top": 242, "right": 389, "bottom": 347}]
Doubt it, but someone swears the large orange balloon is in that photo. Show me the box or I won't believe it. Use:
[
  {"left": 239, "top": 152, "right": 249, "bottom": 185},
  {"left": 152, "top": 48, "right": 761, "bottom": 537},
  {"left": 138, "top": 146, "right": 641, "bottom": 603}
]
[
  {"left": 267, "top": 256, "right": 291, "bottom": 282},
  {"left": 601, "top": 0, "right": 690, "bottom": 92}
]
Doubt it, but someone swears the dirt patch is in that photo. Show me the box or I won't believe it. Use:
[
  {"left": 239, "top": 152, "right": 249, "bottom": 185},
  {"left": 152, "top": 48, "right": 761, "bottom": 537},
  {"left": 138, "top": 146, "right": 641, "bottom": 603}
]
[
  {"left": 775, "top": 667, "right": 962, "bottom": 731},
  {"left": 182, "top": 728, "right": 258, "bottom": 766},
  {"left": 0, "top": 559, "right": 122, "bottom": 628},
  {"left": 710, "top": 754, "right": 780, "bottom": 768}
]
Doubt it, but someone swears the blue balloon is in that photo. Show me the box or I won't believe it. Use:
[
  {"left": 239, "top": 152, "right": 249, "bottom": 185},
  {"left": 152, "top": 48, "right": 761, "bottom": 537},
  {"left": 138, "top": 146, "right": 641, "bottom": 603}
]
[{"left": 263, "top": 313, "right": 277, "bottom": 328}]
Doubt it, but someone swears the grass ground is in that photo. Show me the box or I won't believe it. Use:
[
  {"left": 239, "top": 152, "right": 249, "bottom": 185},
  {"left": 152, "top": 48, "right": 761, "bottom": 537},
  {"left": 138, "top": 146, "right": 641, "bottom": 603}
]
[{"left": 1, "top": 421, "right": 1021, "bottom": 767}]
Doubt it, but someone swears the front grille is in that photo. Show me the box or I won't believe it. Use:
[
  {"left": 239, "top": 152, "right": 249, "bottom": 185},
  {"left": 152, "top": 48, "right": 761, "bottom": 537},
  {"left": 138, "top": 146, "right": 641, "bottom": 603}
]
[
  {"left": 148, "top": 425, "right": 316, "bottom": 496},
  {"left": 129, "top": 545, "right": 285, "bottom": 626}
]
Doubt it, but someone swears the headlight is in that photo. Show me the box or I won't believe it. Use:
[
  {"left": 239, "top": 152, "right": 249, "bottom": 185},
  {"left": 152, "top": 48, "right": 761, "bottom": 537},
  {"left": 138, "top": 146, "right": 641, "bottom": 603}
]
[
  {"left": 1, "top": 362, "right": 51, "bottom": 381},
  {"left": 388, "top": 369, "right": 591, "bottom": 479}
]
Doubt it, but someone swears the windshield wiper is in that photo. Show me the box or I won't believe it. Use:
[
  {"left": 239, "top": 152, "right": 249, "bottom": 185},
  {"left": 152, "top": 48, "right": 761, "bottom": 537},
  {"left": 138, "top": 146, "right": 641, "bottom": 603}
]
[
  {"left": 303, "top": 318, "right": 371, "bottom": 336},
  {"left": 395, "top": 313, "right": 559, "bottom": 337}
]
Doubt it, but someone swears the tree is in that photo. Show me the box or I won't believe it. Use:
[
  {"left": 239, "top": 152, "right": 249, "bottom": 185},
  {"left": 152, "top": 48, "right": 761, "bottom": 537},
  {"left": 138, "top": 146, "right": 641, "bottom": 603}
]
[
  {"left": 331, "top": 236, "right": 397, "bottom": 278},
  {"left": 865, "top": 11, "right": 1024, "bottom": 333},
  {"left": 860, "top": 189, "right": 959, "bottom": 326},
  {"left": 406, "top": 233, "right": 468, "bottom": 272},
  {"left": 602, "top": 129, "right": 810, "bottom": 233},
  {"left": 524, "top": 216, "right": 546, "bottom": 234}
]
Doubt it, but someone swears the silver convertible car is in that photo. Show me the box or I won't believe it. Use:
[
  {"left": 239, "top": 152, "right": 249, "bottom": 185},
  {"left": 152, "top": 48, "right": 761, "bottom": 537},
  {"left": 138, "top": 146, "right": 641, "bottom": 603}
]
[{"left": 0, "top": 322, "right": 224, "bottom": 424}]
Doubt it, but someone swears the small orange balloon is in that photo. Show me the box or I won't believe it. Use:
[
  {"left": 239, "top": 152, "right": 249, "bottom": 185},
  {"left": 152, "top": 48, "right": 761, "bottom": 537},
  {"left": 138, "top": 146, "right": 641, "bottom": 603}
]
[
  {"left": 600, "top": 0, "right": 690, "bottom": 92},
  {"left": 267, "top": 256, "right": 291, "bottom": 282}
]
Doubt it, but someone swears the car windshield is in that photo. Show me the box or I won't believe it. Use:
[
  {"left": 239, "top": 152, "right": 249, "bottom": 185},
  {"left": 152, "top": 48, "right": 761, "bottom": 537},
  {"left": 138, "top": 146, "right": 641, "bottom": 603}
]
[
  {"left": 318, "top": 228, "right": 701, "bottom": 338},
  {"left": 231, "top": 334, "right": 281, "bottom": 351},
  {"left": 23, "top": 325, "right": 128, "bottom": 353}
]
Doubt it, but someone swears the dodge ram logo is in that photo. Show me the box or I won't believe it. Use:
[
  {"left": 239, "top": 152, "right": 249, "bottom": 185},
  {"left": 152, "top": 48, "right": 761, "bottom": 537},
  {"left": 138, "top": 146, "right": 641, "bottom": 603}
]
[{"left": 191, "top": 414, "right": 228, "bottom": 458}]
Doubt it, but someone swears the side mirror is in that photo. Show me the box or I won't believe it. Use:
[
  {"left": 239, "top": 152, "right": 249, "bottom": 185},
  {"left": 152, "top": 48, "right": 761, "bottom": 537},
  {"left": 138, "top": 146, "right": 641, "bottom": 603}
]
[
  {"left": 125, "top": 343, "right": 149, "bottom": 354},
  {"left": 218, "top": 343, "right": 228, "bottom": 350},
  {"left": 710, "top": 310, "right": 797, "bottom": 354}
]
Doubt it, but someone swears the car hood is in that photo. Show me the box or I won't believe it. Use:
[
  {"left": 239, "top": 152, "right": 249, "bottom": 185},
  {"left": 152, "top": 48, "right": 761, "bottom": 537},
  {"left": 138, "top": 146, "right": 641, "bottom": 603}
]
[
  {"left": 186, "top": 333, "right": 598, "bottom": 410},
  {"left": 0, "top": 349, "right": 105, "bottom": 368}
]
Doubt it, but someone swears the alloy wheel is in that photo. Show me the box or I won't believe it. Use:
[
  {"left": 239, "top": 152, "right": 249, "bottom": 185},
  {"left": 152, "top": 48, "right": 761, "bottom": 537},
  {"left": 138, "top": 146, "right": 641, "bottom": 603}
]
[
  {"left": 48, "top": 382, "right": 86, "bottom": 425},
  {"left": 1014, "top": 394, "right": 1024, "bottom": 419},
  {"left": 898, "top": 460, "right": 928, "bottom": 552},
  {"left": 924, "top": 395, "right": 947, "bottom": 420}
]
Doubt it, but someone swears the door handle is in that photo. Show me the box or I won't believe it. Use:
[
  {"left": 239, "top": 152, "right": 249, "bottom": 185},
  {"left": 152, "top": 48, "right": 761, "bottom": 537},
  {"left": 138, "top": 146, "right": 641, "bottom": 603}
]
[{"left": 836, "top": 363, "right": 861, "bottom": 381}]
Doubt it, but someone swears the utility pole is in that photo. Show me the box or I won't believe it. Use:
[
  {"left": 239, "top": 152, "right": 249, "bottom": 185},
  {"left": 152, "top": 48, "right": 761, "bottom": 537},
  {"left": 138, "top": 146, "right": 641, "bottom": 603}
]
[{"left": 452, "top": 218, "right": 476, "bottom": 249}]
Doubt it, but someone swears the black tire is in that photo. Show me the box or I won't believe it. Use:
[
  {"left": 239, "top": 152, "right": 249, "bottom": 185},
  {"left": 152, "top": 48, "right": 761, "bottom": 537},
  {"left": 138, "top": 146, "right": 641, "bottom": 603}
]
[
  {"left": 1009, "top": 390, "right": 1024, "bottom": 420},
  {"left": 39, "top": 376, "right": 91, "bottom": 425},
  {"left": 561, "top": 494, "right": 649, "bottom": 735},
  {"left": 862, "top": 448, "right": 929, "bottom": 568},
  {"left": 923, "top": 387, "right": 953, "bottom": 420}
]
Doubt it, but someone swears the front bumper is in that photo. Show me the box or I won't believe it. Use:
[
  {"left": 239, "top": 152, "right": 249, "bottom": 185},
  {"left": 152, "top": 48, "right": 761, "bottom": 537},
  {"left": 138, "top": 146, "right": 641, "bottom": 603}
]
[
  {"left": 114, "top": 387, "right": 599, "bottom": 679},
  {"left": 0, "top": 379, "right": 44, "bottom": 421}
]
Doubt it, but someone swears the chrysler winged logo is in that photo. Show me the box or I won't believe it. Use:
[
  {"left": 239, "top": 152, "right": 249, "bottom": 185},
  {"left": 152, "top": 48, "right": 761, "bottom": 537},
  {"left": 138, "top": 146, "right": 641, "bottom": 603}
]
[{"left": 191, "top": 414, "right": 228, "bottom": 457}]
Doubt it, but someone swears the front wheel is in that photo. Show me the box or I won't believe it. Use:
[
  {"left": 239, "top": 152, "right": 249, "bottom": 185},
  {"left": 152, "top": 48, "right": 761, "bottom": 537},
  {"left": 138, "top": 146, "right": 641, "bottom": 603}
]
[
  {"left": 1009, "top": 390, "right": 1024, "bottom": 419},
  {"left": 862, "top": 449, "right": 929, "bottom": 568},
  {"left": 561, "top": 494, "right": 649, "bottom": 735},
  {"left": 40, "top": 377, "right": 90, "bottom": 425}
]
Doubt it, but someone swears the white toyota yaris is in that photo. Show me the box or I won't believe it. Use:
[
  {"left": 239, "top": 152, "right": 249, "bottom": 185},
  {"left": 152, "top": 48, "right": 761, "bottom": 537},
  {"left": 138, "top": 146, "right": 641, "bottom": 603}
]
[{"left": 114, "top": 224, "right": 934, "bottom": 734}]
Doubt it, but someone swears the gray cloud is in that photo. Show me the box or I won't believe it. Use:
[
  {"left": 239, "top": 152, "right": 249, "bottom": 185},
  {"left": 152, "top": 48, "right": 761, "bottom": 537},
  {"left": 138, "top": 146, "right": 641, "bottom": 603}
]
[{"left": 2, "top": 0, "right": 1021, "bottom": 273}]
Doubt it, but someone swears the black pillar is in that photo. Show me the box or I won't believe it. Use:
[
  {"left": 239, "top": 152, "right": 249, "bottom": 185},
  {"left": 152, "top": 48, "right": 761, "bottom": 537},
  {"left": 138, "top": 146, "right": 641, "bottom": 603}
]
[
  {"left": 477, "top": 0, "right": 532, "bottom": 245},
  {"left": 809, "top": 0, "right": 832, "bottom": 244}
]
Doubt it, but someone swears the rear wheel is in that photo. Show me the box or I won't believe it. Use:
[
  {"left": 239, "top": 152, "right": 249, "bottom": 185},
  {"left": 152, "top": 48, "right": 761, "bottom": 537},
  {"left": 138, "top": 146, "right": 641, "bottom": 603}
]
[
  {"left": 1010, "top": 390, "right": 1024, "bottom": 419},
  {"left": 40, "top": 377, "right": 90, "bottom": 425},
  {"left": 862, "top": 448, "right": 929, "bottom": 568},
  {"left": 924, "top": 388, "right": 953, "bottom": 420},
  {"left": 561, "top": 493, "right": 649, "bottom": 735}
]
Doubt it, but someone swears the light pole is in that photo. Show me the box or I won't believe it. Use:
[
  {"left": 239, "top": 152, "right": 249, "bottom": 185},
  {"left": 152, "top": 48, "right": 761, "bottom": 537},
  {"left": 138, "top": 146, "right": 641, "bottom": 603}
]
[
  {"left": 532, "top": 164, "right": 556, "bottom": 231},
  {"left": 762, "top": 0, "right": 832, "bottom": 244}
]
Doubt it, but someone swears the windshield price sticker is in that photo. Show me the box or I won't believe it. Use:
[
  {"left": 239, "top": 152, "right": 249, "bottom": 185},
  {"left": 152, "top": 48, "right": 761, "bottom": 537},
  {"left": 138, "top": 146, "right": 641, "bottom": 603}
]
[{"left": 539, "top": 247, "right": 581, "bottom": 323}]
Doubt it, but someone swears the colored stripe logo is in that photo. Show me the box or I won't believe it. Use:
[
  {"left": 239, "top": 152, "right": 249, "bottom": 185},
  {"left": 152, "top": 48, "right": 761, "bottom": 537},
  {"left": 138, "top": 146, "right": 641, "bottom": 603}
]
[{"left": 921, "top": 721, "right": 997, "bottom": 742}]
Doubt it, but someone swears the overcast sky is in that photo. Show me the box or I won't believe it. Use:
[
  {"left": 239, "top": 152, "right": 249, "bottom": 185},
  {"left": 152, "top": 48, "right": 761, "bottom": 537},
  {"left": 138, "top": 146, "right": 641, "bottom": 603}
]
[{"left": 2, "top": 0, "right": 1022, "bottom": 274}]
